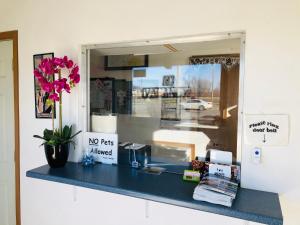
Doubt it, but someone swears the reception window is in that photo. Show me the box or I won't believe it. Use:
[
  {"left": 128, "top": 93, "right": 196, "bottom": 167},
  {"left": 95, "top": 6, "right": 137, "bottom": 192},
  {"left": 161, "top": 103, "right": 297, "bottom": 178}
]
[{"left": 88, "top": 38, "right": 242, "bottom": 163}]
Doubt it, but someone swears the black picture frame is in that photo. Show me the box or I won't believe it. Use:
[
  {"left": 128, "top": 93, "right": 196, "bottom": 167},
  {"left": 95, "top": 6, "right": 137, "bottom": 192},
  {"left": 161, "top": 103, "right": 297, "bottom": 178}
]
[
  {"left": 104, "top": 55, "right": 148, "bottom": 71},
  {"left": 90, "top": 78, "right": 115, "bottom": 114},
  {"left": 33, "top": 53, "right": 56, "bottom": 119}
]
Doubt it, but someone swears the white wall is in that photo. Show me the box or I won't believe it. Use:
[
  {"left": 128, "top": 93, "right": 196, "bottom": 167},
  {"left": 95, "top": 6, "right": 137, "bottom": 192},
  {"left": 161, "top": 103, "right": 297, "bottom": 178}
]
[{"left": 0, "top": 0, "right": 300, "bottom": 224}]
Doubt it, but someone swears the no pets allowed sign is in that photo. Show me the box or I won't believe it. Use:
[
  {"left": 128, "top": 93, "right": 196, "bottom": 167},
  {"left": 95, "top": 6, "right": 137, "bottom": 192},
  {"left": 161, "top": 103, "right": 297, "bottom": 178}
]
[{"left": 84, "top": 132, "right": 118, "bottom": 164}]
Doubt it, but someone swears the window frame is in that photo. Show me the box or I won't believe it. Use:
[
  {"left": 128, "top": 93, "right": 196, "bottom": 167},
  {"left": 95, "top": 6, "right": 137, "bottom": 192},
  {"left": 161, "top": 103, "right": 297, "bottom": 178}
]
[{"left": 77, "top": 32, "right": 246, "bottom": 163}]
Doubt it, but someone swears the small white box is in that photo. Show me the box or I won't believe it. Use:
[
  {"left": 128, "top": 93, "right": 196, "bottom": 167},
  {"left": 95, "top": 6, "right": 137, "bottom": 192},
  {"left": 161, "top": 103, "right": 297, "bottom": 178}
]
[
  {"left": 209, "top": 149, "right": 232, "bottom": 165},
  {"left": 91, "top": 115, "right": 117, "bottom": 134}
]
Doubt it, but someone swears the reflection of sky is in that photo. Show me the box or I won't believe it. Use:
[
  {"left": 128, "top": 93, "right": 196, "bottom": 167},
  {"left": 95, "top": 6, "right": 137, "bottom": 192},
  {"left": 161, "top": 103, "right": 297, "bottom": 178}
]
[{"left": 132, "top": 64, "right": 221, "bottom": 88}]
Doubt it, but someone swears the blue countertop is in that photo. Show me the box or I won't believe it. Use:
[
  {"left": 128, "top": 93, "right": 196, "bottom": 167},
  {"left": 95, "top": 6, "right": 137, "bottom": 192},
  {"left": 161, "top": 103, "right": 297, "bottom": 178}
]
[{"left": 26, "top": 162, "right": 283, "bottom": 225}]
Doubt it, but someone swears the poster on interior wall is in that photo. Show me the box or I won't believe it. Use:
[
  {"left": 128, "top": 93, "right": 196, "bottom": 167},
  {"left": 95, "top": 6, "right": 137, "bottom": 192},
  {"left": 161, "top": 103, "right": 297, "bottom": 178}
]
[
  {"left": 104, "top": 55, "right": 148, "bottom": 71},
  {"left": 83, "top": 132, "right": 118, "bottom": 164},
  {"left": 33, "top": 53, "right": 56, "bottom": 119},
  {"left": 90, "top": 78, "right": 114, "bottom": 114},
  {"left": 244, "top": 114, "right": 289, "bottom": 146}
]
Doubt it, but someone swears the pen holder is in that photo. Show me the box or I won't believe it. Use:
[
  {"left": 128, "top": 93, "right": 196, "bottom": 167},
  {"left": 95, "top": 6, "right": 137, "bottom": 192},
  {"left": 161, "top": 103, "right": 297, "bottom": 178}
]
[{"left": 118, "top": 144, "right": 151, "bottom": 167}]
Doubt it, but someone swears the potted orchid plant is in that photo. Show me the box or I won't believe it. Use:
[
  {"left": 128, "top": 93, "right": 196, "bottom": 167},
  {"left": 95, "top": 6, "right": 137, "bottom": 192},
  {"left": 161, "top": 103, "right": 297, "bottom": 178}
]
[{"left": 33, "top": 56, "right": 81, "bottom": 168}]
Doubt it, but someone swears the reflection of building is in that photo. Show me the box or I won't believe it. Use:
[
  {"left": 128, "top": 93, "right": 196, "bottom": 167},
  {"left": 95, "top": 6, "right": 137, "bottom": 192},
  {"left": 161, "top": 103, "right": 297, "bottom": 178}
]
[
  {"left": 141, "top": 87, "right": 159, "bottom": 98},
  {"left": 161, "top": 97, "right": 181, "bottom": 121},
  {"left": 137, "top": 86, "right": 189, "bottom": 98}
]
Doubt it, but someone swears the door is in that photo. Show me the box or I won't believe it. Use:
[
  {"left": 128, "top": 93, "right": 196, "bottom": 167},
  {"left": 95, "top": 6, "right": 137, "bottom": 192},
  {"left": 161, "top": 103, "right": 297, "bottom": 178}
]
[{"left": 0, "top": 40, "right": 16, "bottom": 225}]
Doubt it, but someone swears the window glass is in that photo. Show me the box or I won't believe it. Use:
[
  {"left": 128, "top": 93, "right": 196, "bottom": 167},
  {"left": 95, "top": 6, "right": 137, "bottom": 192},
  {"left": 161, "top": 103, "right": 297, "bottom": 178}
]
[{"left": 89, "top": 41, "right": 240, "bottom": 164}]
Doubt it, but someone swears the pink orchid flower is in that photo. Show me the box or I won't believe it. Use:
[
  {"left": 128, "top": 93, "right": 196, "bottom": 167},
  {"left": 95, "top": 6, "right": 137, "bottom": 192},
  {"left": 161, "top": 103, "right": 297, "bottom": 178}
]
[
  {"left": 33, "top": 56, "right": 80, "bottom": 100},
  {"left": 73, "top": 74, "right": 80, "bottom": 84},
  {"left": 62, "top": 56, "right": 74, "bottom": 69},
  {"left": 71, "top": 65, "right": 79, "bottom": 74},
  {"left": 53, "top": 57, "right": 65, "bottom": 68},
  {"left": 64, "top": 83, "right": 71, "bottom": 93},
  {"left": 42, "top": 82, "right": 54, "bottom": 93},
  {"left": 53, "top": 78, "right": 70, "bottom": 93},
  {"left": 49, "top": 93, "right": 60, "bottom": 102},
  {"left": 34, "top": 69, "right": 42, "bottom": 79}
]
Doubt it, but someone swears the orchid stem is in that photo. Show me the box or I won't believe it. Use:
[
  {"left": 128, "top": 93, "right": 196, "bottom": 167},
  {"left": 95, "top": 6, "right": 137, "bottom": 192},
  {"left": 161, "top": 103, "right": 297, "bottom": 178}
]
[
  {"left": 58, "top": 70, "right": 62, "bottom": 135},
  {"left": 51, "top": 103, "right": 54, "bottom": 132},
  {"left": 51, "top": 98, "right": 56, "bottom": 159}
]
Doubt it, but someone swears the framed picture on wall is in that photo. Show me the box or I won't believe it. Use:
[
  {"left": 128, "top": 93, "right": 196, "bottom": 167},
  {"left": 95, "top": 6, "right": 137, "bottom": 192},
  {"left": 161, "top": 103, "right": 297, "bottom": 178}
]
[
  {"left": 90, "top": 78, "right": 115, "bottom": 114},
  {"left": 33, "top": 53, "right": 56, "bottom": 119},
  {"left": 104, "top": 55, "right": 148, "bottom": 71}
]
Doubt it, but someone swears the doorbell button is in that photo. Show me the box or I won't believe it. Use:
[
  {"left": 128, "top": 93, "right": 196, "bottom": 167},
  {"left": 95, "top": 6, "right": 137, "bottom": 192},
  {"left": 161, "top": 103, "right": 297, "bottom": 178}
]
[{"left": 252, "top": 147, "right": 261, "bottom": 164}]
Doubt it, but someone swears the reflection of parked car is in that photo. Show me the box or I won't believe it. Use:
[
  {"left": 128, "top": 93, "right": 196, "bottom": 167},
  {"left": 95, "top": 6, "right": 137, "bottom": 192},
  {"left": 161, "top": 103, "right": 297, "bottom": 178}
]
[{"left": 181, "top": 99, "right": 212, "bottom": 110}]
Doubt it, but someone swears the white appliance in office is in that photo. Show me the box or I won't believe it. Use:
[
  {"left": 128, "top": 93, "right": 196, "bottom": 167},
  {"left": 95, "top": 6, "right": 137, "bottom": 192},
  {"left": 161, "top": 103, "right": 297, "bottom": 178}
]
[{"left": 91, "top": 114, "right": 117, "bottom": 134}]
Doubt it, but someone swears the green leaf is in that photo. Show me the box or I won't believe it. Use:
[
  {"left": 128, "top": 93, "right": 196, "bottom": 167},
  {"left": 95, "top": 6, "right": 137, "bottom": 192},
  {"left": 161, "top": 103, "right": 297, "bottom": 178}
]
[
  {"left": 68, "top": 125, "right": 73, "bottom": 138},
  {"left": 33, "top": 135, "right": 47, "bottom": 140},
  {"left": 69, "top": 130, "right": 82, "bottom": 140},
  {"left": 53, "top": 128, "right": 60, "bottom": 137},
  {"left": 34, "top": 126, "right": 81, "bottom": 148},
  {"left": 48, "top": 139, "right": 56, "bottom": 146},
  {"left": 62, "top": 125, "right": 70, "bottom": 139},
  {"left": 43, "top": 129, "right": 53, "bottom": 141}
]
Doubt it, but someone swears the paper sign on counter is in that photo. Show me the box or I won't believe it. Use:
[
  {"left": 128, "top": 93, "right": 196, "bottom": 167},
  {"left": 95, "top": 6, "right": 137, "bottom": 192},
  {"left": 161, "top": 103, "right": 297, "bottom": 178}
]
[{"left": 84, "top": 132, "right": 118, "bottom": 164}]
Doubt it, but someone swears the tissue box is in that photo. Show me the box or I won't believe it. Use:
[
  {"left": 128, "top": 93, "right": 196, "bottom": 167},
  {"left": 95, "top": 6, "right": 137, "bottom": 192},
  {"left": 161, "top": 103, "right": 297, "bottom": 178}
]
[{"left": 183, "top": 170, "right": 200, "bottom": 182}]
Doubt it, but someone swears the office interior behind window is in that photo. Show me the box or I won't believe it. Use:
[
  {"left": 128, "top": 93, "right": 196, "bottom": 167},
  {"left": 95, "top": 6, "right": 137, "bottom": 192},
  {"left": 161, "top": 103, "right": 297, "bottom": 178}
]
[{"left": 88, "top": 38, "right": 241, "bottom": 164}]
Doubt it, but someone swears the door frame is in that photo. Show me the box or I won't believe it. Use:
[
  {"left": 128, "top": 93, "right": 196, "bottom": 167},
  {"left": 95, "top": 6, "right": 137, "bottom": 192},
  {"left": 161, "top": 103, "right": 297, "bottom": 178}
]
[{"left": 0, "top": 30, "right": 20, "bottom": 225}]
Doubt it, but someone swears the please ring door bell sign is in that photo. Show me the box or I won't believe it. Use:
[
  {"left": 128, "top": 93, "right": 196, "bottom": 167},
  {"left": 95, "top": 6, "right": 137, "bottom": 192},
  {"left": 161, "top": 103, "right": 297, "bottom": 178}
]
[
  {"left": 244, "top": 114, "right": 289, "bottom": 146},
  {"left": 84, "top": 132, "right": 118, "bottom": 164}
]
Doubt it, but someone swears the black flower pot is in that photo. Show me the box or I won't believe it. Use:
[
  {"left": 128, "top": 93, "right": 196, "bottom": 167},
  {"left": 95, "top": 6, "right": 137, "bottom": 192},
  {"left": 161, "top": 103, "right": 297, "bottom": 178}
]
[{"left": 44, "top": 143, "right": 70, "bottom": 168}]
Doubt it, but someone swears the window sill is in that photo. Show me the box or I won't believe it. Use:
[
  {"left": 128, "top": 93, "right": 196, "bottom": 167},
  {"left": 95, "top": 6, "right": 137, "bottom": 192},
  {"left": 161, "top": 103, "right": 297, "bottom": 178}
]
[{"left": 26, "top": 162, "right": 282, "bottom": 225}]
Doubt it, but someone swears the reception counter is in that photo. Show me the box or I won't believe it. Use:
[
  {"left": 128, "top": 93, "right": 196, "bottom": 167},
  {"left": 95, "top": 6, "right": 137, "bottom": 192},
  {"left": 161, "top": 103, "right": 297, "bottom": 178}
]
[{"left": 26, "top": 162, "right": 283, "bottom": 225}]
